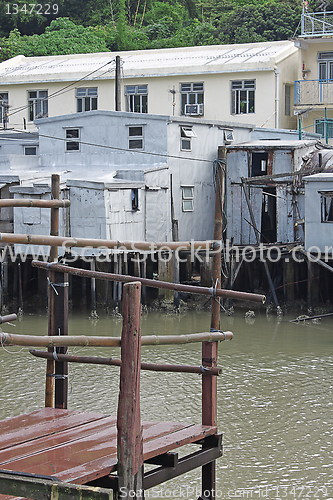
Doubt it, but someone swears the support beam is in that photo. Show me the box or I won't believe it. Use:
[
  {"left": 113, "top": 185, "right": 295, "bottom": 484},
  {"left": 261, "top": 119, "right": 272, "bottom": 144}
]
[{"left": 0, "top": 471, "right": 112, "bottom": 500}]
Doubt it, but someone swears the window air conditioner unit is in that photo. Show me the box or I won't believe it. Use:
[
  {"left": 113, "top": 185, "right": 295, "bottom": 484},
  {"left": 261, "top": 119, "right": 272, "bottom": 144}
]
[
  {"left": 224, "top": 129, "right": 235, "bottom": 144},
  {"left": 184, "top": 104, "right": 204, "bottom": 116}
]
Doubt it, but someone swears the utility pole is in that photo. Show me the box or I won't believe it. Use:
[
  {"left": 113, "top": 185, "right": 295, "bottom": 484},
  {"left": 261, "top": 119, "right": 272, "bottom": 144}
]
[{"left": 115, "top": 55, "right": 121, "bottom": 111}]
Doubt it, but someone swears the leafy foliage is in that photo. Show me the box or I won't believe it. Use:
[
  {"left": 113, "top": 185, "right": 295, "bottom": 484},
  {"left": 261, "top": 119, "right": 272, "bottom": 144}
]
[
  {"left": 0, "top": 18, "right": 108, "bottom": 61},
  {"left": 0, "top": 0, "right": 319, "bottom": 61}
]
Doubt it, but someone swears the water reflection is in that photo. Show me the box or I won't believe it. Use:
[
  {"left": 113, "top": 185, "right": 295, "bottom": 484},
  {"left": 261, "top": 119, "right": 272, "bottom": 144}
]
[{"left": 0, "top": 310, "right": 332, "bottom": 497}]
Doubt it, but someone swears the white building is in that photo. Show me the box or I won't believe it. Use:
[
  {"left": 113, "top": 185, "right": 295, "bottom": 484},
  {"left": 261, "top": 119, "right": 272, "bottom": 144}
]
[
  {"left": 0, "top": 40, "right": 299, "bottom": 132},
  {"left": 294, "top": 8, "right": 333, "bottom": 144},
  {"left": 0, "top": 110, "right": 253, "bottom": 248}
]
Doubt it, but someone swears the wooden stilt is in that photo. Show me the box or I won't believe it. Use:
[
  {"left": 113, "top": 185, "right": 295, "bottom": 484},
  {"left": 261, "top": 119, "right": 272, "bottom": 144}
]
[
  {"left": 113, "top": 258, "right": 118, "bottom": 310},
  {"left": 117, "top": 282, "right": 143, "bottom": 496},
  {"left": 141, "top": 258, "right": 147, "bottom": 307},
  {"left": 307, "top": 257, "right": 312, "bottom": 315},
  {"left": 45, "top": 174, "right": 60, "bottom": 408},
  {"left": 17, "top": 260, "right": 23, "bottom": 316},
  {"left": 90, "top": 258, "right": 98, "bottom": 319},
  {"left": 202, "top": 153, "right": 225, "bottom": 500},
  {"left": 53, "top": 270, "right": 69, "bottom": 410},
  {"left": 1, "top": 247, "right": 9, "bottom": 314}
]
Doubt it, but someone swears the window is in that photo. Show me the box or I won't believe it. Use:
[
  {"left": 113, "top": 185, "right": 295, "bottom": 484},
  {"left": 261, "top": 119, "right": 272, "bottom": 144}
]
[
  {"left": 0, "top": 92, "right": 9, "bottom": 127},
  {"left": 28, "top": 90, "right": 48, "bottom": 121},
  {"left": 285, "top": 85, "right": 291, "bottom": 116},
  {"left": 128, "top": 126, "right": 143, "bottom": 149},
  {"left": 320, "top": 192, "right": 333, "bottom": 222},
  {"left": 65, "top": 129, "right": 80, "bottom": 151},
  {"left": 231, "top": 80, "right": 255, "bottom": 114},
  {"left": 180, "top": 126, "right": 196, "bottom": 151},
  {"left": 24, "top": 146, "right": 37, "bottom": 155},
  {"left": 182, "top": 186, "right": 194, "bottom": 212},
  {"left": 318, "top": 52, "right": 333, "bottom": 80},
  {"left": 125, "top": 85, "right": 148, "bottom": 113},
  {"left": 131, "top": 188, "right": 139, "bottom": 211},
  {"left": 76, "top": 88, "right": 98, "bottom": 112},
  {"left": 315, "top": 119, "right": 333, "bottom": 139},
  {"left": 180, "top": 83, "right": 204, "bottom": 115}
]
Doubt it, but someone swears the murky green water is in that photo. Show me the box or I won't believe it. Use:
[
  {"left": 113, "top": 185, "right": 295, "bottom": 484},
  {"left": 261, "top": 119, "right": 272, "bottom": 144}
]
[{"left": 0, "top": 310, "right": 332, "bottom": 499}]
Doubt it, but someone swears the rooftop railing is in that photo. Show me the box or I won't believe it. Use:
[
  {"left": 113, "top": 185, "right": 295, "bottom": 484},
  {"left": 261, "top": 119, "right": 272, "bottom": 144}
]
[
  {"left": 301, "top": 10, "right": 333, "bottom": 37},
  {"left": 295, "top": 79, "right": 333, "bottom": 106}
]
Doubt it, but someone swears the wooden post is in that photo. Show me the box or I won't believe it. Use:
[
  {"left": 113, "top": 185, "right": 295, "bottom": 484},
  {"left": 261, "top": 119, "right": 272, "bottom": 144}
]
[
  {"left": 90, "top": 258, "right": 98, "bottom": 319},
  {"left": 45, "top": 174, "right": 60, "bottom": 408},
  {"left": 54, "top": 271, "right": 69, "bottom": 409},
  {"left": 307, "top": 257, "right": 312, "bottom": 315},
  {"left": 202, "top": 153, "right": 225, "bottom": 500},
  {"left": 117, "top": 282, "right": 143, "bottom": 497}
]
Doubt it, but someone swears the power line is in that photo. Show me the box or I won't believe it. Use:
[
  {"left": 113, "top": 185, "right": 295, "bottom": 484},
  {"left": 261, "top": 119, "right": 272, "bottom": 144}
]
[
  {"left": 12, "top": 127, "right": 214, "bottom": 163},
  {"left": 7, "top": 59, "right": 116, "bottom": 119}
]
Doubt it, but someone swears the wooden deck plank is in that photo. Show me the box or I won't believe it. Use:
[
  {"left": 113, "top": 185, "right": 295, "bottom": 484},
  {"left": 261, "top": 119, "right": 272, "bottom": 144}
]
[
  {"left": 0, "top": 408, "right": 79, "bottom": 435},
  {"left": 143, "top": 424, "right": 218, "bottom": 461},
  {"left": 0, "top": 416, "right": 117, "bottom": 465},
  {"left": 53, "top": 423, "right": 216, "bottom": 484},
  {"left": 0, "top": 410, "right": 217, "bottom": 488},
  {"left": 0, "top": 411, "right": 108, "bottom": 451}
]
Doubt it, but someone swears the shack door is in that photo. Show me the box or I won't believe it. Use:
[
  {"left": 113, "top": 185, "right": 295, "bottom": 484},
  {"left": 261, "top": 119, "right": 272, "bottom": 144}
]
[{"left": 261, "top": 188, "right": 277, "bottom": 243}]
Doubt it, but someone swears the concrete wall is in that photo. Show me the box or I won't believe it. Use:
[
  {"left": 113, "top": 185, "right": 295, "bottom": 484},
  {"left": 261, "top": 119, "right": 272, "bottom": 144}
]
[{"left": 37, "top": 111, "right": 169, "bottom": 170}]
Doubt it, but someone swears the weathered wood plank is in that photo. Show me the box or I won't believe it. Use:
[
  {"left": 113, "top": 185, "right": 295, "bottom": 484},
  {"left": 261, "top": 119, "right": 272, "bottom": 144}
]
[
  {"left": 0, "top": 410, "right": 107, "bottom": 451},
  {"left": 117, "top": 282, "right": 143, "bottom": 497},
  {"left": 0, "top": 416, "right": 117, "bottom": 465},
  {"left": 0, "top": 472, "right": 112, "bottom": 500},
  {"left": 143, "top": 424, "right": 217, "bottom": 461}
]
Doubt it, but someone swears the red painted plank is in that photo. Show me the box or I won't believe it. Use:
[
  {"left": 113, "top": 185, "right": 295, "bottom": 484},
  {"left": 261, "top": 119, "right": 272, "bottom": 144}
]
[
  {"left": 0, "top": 408, "right": 78, "bottom": 435},
  {"left": 0, "top": 411, "right": 108, "bottom": 451},
  {"left": 0, "top": 416, "right": 117, "bottom": 465},
  {"left": 143, "top": 424, "right": 217, "bottom": 461},
  {"left": 0, "top": 409, "right": 217, "bottom": 488}
]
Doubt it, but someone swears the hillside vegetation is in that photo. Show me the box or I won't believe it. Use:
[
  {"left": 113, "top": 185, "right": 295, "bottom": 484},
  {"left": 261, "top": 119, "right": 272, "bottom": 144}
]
[{"left": 0, "top": 0, "right": 331, "bottom": 61}]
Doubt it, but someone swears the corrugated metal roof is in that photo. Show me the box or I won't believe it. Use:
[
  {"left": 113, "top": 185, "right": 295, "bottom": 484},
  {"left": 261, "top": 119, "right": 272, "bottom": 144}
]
[{"left": 0, "top": 41, "right": 296, "bottom": 83}]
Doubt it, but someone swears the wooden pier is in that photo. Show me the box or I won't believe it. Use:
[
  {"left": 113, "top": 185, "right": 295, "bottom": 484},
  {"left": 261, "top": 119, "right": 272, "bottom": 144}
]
[
  {"left": 0, "top": 277, "right": 235, "bottom": 500},
  {"left": 0, "top": 166, "right": 265, "bottom": 499}
]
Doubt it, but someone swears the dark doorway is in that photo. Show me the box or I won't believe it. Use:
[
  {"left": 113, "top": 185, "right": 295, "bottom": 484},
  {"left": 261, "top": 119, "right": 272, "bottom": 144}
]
[
  {"left": 261, "top": 187, "right": 277, "bottom": 243},
  {"left": 251, "top": 152, "right": 268, "bottom": 177}
]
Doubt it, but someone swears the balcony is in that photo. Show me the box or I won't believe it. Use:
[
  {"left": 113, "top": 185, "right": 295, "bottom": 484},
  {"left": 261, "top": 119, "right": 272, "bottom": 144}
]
[
  {"left": 295, "top": 79, "right": 333, "bottom": 107},
  {"left": 301, "top": 10, "right": 333, "bottom": 37}
]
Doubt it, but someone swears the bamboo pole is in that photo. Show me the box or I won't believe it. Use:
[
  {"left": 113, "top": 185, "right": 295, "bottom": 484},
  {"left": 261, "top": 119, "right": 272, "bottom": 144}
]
[
  {"left": 0, "top": 233, "right": 213, "bottom": 251},
  {"left": 31, "top": 261, "right": 266, "bottom": 304},
  {"left": 0, "top": 313, "right": 17, "bottom": 324},
  {"left": 0, "top": 330, "right": 233, "bottom": 348},
  {"left": 0, "top": 199, "right": 70, "bottom": 208},
  {"left": 29, "top": 350, "right": 223, "bottom": 375}
]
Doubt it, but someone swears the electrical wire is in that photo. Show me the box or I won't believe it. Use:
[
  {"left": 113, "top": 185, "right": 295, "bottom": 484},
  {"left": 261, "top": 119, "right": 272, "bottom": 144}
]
[
  {"left": 11, "top": 127, "right": 215, "bottom": 163},
  {"left": 6, "top": 59, "right": 116, "bottom": 119}
]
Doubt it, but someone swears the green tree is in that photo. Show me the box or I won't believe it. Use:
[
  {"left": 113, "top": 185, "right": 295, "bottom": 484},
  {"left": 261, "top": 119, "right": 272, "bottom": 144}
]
[
  {"left": 0, "top": 0, "right": 66, "bottom": 36},
  {"left": 0, "top": 18, "right": 108, "bottom": 62}
]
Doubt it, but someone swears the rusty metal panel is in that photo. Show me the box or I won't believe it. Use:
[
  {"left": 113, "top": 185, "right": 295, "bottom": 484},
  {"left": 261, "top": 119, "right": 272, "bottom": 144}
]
[
  {"left": 230, "top": 184, "right": 242, "bottom": 245},
  {"left": 276, "top": 185, "right": 288, "bottom": 243},
  {"left": 241, "top": 187, "right": 262, "bottom": 245}
]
